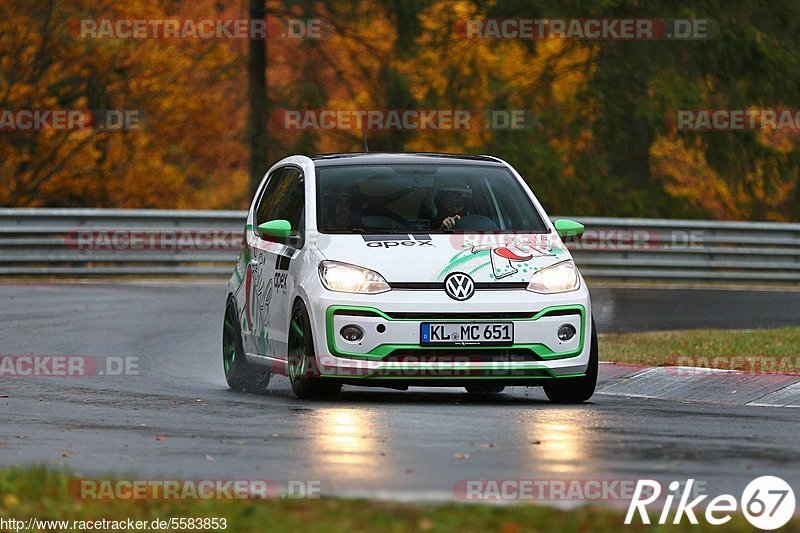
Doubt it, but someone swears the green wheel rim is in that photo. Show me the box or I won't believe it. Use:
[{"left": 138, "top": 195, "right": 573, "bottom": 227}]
[
  {"left": 223, "top": 306, "right": 237, "bottom": 377},
  {"left": 288, "top": 315, "right": 306, "bottom": 384}
]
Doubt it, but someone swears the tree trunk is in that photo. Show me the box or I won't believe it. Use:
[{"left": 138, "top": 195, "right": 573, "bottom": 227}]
[{"left": 247, "top": 0, "right": 269, "bottom": 194}]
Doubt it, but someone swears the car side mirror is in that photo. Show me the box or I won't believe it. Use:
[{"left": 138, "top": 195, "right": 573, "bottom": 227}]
[
  {"left": 258, "top": 219, "right": 292, "bottom": 238},
  {"left": 554, "top": 219, "right": 584, "bottom": 238}
]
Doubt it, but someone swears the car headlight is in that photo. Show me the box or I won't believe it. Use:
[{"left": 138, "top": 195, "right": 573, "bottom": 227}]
[
  {"left": 318, "top": 261, "right": 391, "bottom": 294},
  {"left": 526, "top": 260, "right": 580, "bottom": 294}
]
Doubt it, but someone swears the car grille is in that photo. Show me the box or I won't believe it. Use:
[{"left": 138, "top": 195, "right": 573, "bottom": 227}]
[
  {"left": 383, "top": 311, "right": 536, "bottom": 320},
  {"left": 331, "top": 309, "right": 580, "bottom": 321},
  {"left": 383, "top": 348, "right": 540, "bottom": 363},
  {"left": 389, "top": 282, "right": 528, "bottom": 290}
]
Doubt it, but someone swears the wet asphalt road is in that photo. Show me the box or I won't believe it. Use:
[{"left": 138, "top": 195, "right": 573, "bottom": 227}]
[
  {"left": 589, "top": 285, "right": 800, "bottom": 332},
  {"left": 1, "top": 282, "right": 799, "bottom": 502}
]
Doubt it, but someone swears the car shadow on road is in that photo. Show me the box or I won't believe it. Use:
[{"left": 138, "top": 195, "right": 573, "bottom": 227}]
[
  {"left": 223, "top": 379, "right": 599, "bottom": 407},
  {"left": 331, "top": 386, "right": 564, "bottom": 406}
]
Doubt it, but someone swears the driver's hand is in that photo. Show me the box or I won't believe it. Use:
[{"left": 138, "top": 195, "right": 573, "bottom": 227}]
[{"left": 440, "top": 215, "right": 460, "bottom": 230}]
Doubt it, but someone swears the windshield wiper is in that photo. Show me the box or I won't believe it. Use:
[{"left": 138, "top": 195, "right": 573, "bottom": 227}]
[
  {"left": 323, "top": 227, "right": 417, "bottom": 235},
  {"left": 368, "top": 228, "right": 411, "bottom": 234}
]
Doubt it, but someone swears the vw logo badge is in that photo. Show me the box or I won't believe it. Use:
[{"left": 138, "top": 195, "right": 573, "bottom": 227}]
[{"left": 444, "top": 272, "right": 475, "bottom": 301}]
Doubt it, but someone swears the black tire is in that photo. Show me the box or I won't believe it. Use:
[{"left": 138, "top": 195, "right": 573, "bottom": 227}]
[
  {"left": 287, "top": 300, "right": 342, "bottom": 400},
  {"left": 543, "top": 318, "right": 598, "bottom": 404},
  {"left": 223, "top": 297, "right": 271, "bottom": 392},
  {"left": 465, "top": 384, "right": 505, "bottom": 394}
]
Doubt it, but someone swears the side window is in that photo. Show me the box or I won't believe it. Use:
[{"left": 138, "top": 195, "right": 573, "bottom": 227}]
[
  {"left": 253, "top": 166, "right": 305, "bottom": 248},
  {"left": 268, "top": 167, "right": 305, "bottom": 248},
  {"left": 254, "top": 168, "right": 286, "bottom": 229}
]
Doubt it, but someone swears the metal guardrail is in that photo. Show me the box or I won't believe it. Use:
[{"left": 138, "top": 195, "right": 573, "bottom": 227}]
[
  {"left": 0, "top": 209, "right": 242, "bottom": 277},
  {"left": 1, "top": 209, "right": 799, "bottom": 283},
  {"left": 568, "top": 217, "right": 800, "bottom": 283}
]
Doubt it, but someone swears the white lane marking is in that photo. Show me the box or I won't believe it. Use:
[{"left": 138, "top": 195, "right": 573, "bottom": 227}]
[
  {"left": 747, "top": 381, "right": 800, "bottom": 407},
  {"left": 597, "top": 366, "right": 800, "bottom": 407}
]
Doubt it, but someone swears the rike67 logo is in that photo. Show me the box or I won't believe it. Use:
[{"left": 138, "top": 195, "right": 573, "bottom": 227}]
[{"left": 626, "top": 476, "right": 796, "bottom": 530}]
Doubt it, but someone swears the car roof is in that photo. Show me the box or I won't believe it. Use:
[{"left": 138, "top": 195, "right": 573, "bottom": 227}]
[{"left": 309, "top": 152, "right": 505, "bottom": 167}]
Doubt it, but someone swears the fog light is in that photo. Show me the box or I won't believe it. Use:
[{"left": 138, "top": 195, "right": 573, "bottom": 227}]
[
  {"left": 557, "top": 324, "right": 576, "bottom": 341},
  {"left": 340, "top": 325, "right": 364, "bottom": 342}
]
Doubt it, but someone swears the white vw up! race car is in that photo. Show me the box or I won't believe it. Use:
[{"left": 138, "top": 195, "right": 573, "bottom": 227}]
[{"left": 223, "top": 153, "right": 597, "bottom": 402}]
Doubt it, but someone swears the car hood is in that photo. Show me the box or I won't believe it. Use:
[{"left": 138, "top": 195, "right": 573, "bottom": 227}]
[{"left": 313, "top": 232, "right": 572, "bottom": 283}]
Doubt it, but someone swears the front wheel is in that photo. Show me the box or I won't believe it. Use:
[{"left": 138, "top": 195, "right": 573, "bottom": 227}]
[
  {"left": 543, "top": 318, "right": 598, "bottom": 404},
  {"left": 223, "top": 298, "right": 271, "bottom": 392},
  {"left": 287, "top": 300, "right": 342, "bottom": 400}
]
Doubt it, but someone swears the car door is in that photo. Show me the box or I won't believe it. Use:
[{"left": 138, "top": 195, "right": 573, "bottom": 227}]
[
  {"left": 244, "top": 166, "right": 304, "bottom": 359},
  {"left": 244, "top": 167, "right": 284, "bottom": 357},
  {"left": 264, "top": 166, "right": 305, "bottom": 360}
]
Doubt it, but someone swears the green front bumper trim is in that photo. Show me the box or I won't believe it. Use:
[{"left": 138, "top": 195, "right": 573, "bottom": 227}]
[
  {"left": 325, "top": 304, "right": 586, "bottom": 361},
  {"left": 320, "top": 367, "right": 586, "bottom": 380}
]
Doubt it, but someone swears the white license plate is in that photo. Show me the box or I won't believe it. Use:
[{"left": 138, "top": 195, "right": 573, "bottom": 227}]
[{"left": 420, "top": 322, "right": 514, "bottom": 345}]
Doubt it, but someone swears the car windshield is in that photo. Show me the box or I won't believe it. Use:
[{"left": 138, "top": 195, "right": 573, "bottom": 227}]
[{"left": 316, "top": 163, "right": 548, "bottom": 234}]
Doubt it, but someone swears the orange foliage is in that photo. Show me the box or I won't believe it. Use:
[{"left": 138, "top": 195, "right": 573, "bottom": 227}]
[
  {"left": 651, "top": 135, "right": 741, "bottom": 219},
  {"left": 0, "top": 0, "right": 797, "bottom": 221},
  {"left": 0, "top": 0, "right": 248, "bottom": 208}
]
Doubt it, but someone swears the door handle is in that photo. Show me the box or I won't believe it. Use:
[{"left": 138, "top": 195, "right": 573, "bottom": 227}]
[{"left": 250, "top": 258, "right": 259, "bottom": 267}]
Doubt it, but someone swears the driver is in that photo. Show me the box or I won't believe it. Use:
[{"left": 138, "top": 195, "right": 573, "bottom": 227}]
[{"left": 431, "top": 178, "right": 472, "bottom": 230}]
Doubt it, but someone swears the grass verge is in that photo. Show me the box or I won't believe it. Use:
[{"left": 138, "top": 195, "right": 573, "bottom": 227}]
[
  {"left": 0, "top": 468, "right": 791, "bottom": 532},
  {"left": 600, "top": 327, "right": 800, "bottom": 372}
]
